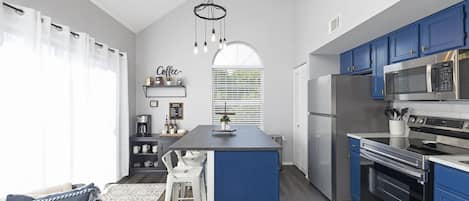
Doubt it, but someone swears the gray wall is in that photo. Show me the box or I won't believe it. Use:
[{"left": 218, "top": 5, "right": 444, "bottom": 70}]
[
  {"left": 137, "top": 0, "right": 296, "bottom": 163},
  {"left": 7, "top": 0, "right": 137, "bottom": 178}
]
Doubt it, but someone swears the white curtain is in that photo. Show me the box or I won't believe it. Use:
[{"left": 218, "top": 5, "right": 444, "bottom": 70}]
[{"left": 0, "top": 1, "right": 129, "bottom": 196}]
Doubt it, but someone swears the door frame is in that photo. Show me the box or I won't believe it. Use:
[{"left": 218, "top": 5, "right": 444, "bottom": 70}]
[{"left": 292, "top": 62, "right": 310, "bottom": 176}]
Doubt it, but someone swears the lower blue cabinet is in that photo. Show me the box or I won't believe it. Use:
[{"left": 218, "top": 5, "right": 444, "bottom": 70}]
[
  {"left": 435, "top": 187, "right": 469, "bottom": 201},
  {"left": 215, "top": 151, "right": 279, "bottom": 201},
  {"left": 434, "top": 163, "right": 469, "bottom": 201},
  {"left": 349, "top": 138, "right": 360, "bottom": 201}
]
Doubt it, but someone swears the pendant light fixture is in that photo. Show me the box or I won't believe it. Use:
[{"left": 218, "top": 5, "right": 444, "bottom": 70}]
[
  {"left": 193, "top": 16, "right": 199, "bottom": 54},
  {"left": 193, "top": 0, "right": 227, "bottom": 54},
  {"left": 204, "top": 19, "right": 208, "bottom": 53},
  {"left": 218, "top": 20, "right": 223, "bottom": 49}
]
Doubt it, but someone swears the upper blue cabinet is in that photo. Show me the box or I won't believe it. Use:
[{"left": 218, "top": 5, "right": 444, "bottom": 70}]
[
  {"left": 339, "top": 2, "right": 466, "bottom": 98},
  {"left": 420, "top": 4, "right": 465, "bottom": 56},
  {"left": 340, "top": 45, "right": 371, "bottom": 74},
  {"left": 371, "top": 37, "right": 389, "bottom": 99},
  {"left": 389, "top": 24, "right": 419, "bottom": 63},
  {"left": 340, "top": 51, "right": 353, "bottom": 74},
  {"left": 353, "top": 44, "right": 371, "bottom": 72}
]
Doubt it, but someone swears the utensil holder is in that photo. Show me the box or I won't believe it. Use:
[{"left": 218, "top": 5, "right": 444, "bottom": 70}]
[{"left": 389, "top": 120, "right": 406, "bottom": 137}]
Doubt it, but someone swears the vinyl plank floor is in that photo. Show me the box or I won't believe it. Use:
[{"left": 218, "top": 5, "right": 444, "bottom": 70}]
[{"left": 119, "top": 165, "right": 329, "bottom": 201}]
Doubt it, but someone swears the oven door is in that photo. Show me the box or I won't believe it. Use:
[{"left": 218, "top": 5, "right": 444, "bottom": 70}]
[{"left": 360, "top": 150, "right": 430, "bottom": 201}]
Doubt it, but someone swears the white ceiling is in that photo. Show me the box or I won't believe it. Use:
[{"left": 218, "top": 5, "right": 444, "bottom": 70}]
[{"left": 90, "top": 0, "right": 188, "bottom": 33}]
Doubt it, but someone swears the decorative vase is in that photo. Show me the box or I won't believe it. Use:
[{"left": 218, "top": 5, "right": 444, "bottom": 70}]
[{"left": 221, "top": 121, "right": 229, "bottom": 130}]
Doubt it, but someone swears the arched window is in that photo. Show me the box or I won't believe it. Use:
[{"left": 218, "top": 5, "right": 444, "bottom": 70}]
[{"left": 212, "top": 43, "right": 264, "bottom": 128}]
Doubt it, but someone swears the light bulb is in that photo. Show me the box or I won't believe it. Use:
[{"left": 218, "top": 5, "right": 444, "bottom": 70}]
[
  {"left": 222, "top": 38, "right": 228, "bottom": 49},
  {"left": 193, "top": 42, "right": 198, "bottom": 55},
  {"left": 219, "top": 38, "right": 223, "bottom": 49},
  {"left": 211, "top": 29, "right": 216, "bottom": 42},
  {"left": 204, "top": 41, "right": 208, "bottom": 53}
]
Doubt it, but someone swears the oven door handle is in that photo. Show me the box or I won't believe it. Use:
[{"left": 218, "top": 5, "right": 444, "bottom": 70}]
[{"left": 361, "top": 150, "right": 426, "bottom": 183}]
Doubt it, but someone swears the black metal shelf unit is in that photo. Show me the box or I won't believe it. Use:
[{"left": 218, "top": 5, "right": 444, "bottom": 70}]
[
  {"left": 129, "top": 135, "right": 163, "bottom": 174},
  {"left": 129, "top": 134, "right": 182, "bottom": 175}
]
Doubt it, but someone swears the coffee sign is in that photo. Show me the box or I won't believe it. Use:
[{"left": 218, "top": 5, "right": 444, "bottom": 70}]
[{"left": 156, "top": 65, "right": 182, "bottom": 77}]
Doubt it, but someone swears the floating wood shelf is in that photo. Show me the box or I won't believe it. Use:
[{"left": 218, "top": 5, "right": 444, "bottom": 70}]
[
  {"left": 159, "top": 133, "right": 187, "bottom": 138},
  {"left": 142, "top": 85, "right": 187, "bottom": 98}
]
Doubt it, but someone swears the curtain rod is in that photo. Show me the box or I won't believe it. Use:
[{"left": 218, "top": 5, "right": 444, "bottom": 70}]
[{"left": 2, "top": 2, "right": 124, "bottom": 57}]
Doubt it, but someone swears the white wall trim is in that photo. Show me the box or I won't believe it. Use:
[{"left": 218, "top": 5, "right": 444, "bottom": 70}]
[{"left": 282, "top": 162, "right": 294, "bottom": 165}]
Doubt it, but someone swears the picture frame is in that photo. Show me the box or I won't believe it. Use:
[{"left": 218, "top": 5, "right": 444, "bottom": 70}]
[{"left": 169, "top": 102, "right": 184, "bottom": 120}]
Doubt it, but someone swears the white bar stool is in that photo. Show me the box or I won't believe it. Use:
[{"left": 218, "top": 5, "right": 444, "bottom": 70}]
[
  {"left": 176, "top": 151, "right": 207, "bottom": 168},
  {"left": 163, "top": 151, "right": 207, "bottom": 201},
  {"left": 174, "top": 151, "right": 207, "bottom": 199}
]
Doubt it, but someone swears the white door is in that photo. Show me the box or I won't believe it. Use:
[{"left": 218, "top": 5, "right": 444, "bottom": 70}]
[{"left": 293, "top": 64, "right": 309, "bottom": 175}]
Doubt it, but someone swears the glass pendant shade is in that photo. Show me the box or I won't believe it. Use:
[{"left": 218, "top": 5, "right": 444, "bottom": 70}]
[{"left": 211, "top": 29, "right": 216, "bottom": 42}]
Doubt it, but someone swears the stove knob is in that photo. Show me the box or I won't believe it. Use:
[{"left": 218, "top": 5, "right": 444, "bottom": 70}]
[
  {"left": 418, "top": 119, "right": 425, "bottom": 124},
  {"left": 409, "top": 117, "right": 416, "bottom": 123}
]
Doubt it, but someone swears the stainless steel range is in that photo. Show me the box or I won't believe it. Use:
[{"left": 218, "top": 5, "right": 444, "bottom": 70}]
[{"left": 359, "top": 115, "right": 469, "bottom": 201}]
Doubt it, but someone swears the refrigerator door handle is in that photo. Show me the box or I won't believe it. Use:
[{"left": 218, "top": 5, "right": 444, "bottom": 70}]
[{"left": 309, "top": 112, "right": 336, "bottom": 118}]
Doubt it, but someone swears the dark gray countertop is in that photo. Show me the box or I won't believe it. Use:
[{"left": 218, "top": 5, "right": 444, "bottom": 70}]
[{"left": 169, "top": 125, "right": 281, "bottom": 151}]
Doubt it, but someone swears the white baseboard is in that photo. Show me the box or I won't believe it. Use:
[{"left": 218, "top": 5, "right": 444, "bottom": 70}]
[{"left": 282, "top": 162, "right": 294, "bottom": 165}]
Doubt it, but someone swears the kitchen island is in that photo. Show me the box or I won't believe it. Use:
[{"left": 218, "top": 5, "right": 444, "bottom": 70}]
[{"left": 170, "top": 125, "right": 281, "bottom": 201}]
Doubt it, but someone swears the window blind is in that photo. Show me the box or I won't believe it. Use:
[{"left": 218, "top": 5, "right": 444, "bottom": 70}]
[{"left": 212, "top": 68, "right": 264, "bottom": 128}]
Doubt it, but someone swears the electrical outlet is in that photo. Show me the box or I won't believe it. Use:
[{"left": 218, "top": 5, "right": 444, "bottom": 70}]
[{"left": 150, "top": 100, "right": 158, "bottom": 108}]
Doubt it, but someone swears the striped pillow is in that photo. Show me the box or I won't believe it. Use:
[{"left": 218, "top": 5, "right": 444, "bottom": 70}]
[
  {"left": 34, "top": 184, "right": 100, "bottom": 201},
  {"left": 6, "top": 184, "right": 100, "bottom": 201}
]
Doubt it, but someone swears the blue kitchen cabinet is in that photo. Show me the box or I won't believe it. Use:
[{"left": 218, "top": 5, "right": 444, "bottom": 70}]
[
  {"left": 435, "top": 188, "right": 469, "bottom": 201},
  {"left": 389, "top": 24, "right": 419, "bottom": 63},
  {"left": 420, "top": 4, "right": 465, "bottom": 56},
  {"left": 340, "top": 51, "right": 353, "bottom": 74},
  {"left": 340, "top": 45, "right": 371, "bottom": 74},
  {"left": 371, "top": 37, "right": 389, "bottom": 99},
  {"left": 349, "top": 137, "right": 360, "bottom": 201},
  {"left": 353, "top": 43, "right": 371, "bottom": 72},
  {"left": 434, "top": 163, "right": 469, "bottom": 201},
  {"left": 215, "top": 151, "right": 279, "bottom": 201}
]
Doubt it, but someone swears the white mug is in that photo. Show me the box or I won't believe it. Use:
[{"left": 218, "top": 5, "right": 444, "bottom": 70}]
[
  {"left": 144, "top": 161, "right": 153, "bottom": 168},
  {"left": 142, "top": 144, "right": 151, "bottom": 153},
  {"left": 152, "top": 145, "right": 158, "bottom": 153},
  {"left": 133, "top": 146, "right": 141, "bottom": 154}
]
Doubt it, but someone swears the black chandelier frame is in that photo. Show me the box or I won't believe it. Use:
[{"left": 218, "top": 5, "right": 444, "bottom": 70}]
[{"left": 194, "top": 3, "right": 227, "bottom": 21}]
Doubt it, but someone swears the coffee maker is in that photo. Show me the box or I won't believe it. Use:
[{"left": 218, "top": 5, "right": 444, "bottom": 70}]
[{"left": 136, "top": 115, "right": 152, "bottom": 137}]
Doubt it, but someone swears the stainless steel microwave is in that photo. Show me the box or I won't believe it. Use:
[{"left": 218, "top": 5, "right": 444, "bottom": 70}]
[{"left": 384, "top": 49, "right": 469, "bottom": 101}]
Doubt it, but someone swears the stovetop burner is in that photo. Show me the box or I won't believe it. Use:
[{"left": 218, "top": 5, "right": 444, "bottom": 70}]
[{"left": 366, "top": 137, "right": 469, "bottom": 156}]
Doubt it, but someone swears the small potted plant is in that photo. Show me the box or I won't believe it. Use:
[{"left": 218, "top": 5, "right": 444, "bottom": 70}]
[{"left": 220, "top": 115, "right": 231, "bottom": 130}]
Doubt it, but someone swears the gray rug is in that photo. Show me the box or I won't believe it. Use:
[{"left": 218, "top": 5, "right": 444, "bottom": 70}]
[{"left": 101, "top": 184, "right": 166, "bottom": 201}]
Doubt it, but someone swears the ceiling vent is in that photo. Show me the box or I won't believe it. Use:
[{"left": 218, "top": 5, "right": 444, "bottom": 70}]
[{"left": 328, "top": 15, "right": 340, "bottom": 34}]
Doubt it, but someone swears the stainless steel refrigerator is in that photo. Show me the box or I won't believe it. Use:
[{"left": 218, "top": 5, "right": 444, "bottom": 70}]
[{"left": 308, "top": 75, "right": 387, "bottom": 201}]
